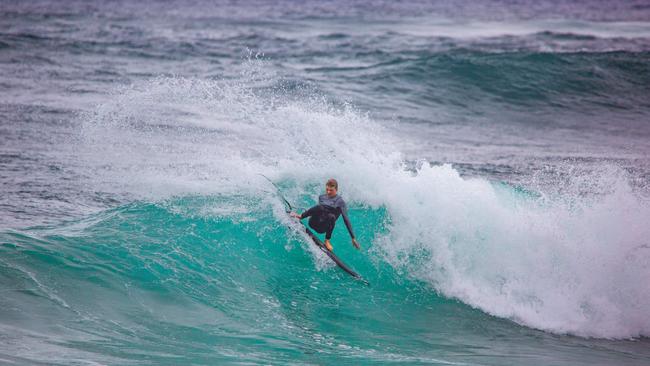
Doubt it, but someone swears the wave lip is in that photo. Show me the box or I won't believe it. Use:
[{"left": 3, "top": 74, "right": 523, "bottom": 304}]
[{"left": 377, "top": 163, "right": 650, "bottom": 339}]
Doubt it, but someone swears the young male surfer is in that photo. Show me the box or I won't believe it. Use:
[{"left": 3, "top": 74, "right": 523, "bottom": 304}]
[{"left": 290, "top": 178, "right": 360, "bottom": 252}]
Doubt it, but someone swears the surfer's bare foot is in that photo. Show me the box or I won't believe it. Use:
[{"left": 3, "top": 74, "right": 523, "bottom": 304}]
[{"left": 325, "top": 239, "right": 333, "bottom": 251}]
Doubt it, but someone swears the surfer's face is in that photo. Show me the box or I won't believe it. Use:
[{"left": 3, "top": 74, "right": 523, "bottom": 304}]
[{"left": 325, "top": 185, "right": 337, "bottom": 197}]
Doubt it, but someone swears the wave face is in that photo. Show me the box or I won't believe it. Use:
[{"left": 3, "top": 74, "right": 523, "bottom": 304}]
[
  {"left": 2, "top": 0, "right": 650, "bottom": 364},
  {"left": 2, "top": 73, "right": 650, "bottom": 364}
]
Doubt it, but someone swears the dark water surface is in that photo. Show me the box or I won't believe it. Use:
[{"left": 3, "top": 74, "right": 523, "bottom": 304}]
[{"left": 1, "top": 1, "right": 649, "bottom": 364}]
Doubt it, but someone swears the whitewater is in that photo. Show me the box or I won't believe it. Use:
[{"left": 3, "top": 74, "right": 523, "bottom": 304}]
[{"left": 2, "top": 1, "right": 650, "bottom": 365}]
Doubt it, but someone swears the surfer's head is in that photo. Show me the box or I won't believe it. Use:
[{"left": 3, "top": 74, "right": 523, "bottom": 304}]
[{"left": 325, "top": 178, "right": 338, "bottom": 197}]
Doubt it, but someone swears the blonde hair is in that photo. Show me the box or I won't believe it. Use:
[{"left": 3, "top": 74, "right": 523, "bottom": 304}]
[{"left": 326, "top": 178, "right": 338, "bottom": 190}]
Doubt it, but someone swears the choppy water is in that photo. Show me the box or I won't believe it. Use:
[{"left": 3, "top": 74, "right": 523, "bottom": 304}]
[{"left": 1, "top": 1, "right": 650, "bottom": 364}]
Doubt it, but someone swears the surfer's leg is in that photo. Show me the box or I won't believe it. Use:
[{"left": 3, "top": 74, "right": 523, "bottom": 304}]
[
  {"left": 308, "top": 216, "right": 327, "bottom": 233},
  {"left": 324, "top": 220, "right": 335, "bottom": 251},
  {"left": 307, "top": 206, "right": 328, "bottom": 233}
]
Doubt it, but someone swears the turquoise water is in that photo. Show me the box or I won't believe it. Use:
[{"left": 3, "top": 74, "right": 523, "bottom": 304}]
[
  {"left": 2, "top": 0, "right": 650, "bottom": 364},
  {"left": 2, "top": 189, "right": 650, "bottom": 364}
]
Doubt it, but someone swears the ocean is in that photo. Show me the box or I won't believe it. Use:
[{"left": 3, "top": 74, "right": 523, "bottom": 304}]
[{"left": 1, "top": 1, "right": 649, "bottom": 364}]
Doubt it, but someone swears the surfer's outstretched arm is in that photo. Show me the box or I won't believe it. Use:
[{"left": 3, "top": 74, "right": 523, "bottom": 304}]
[
  {"left": 291, "top": 205, "right": 317, "bottom": 219},
  {"left": 341, "top": 209, "right": 355, "bottom": 239},
  {"left": 340, "top": 205, "right": 361, "bottom": 250}
]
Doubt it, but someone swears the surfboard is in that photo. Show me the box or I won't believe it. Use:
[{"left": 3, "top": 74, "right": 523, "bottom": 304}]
[
  {"left": 302, "top": 224, "right": 369, "bottom": 284},
  {"left": 260, "top": 174, "right": 369, "bottom": 285}
]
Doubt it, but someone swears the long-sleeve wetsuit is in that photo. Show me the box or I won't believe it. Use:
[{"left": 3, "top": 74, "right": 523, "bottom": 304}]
[{"left": 300, "top": 194, "right": 355, "bottom": 240}]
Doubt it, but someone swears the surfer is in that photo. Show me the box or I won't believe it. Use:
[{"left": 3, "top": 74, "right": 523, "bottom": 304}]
[{"left": 290, "top": 178, "right": 360, "bottom": 252}]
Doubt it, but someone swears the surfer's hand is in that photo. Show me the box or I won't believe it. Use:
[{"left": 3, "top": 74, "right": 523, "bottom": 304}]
[
  {"left": 352, "top": 238, "right": 360, "bottom": 250},
  {"left": 289, "top": 212, "right": 301, "bottom": 219}
]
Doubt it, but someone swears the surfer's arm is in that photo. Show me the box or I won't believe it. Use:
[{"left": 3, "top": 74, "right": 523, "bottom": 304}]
[
  {"left": 340, "top": 206, "right": 360, "bottom": 249},
  {"left": 340, "top": 207, "right": 355, "bottom": 239},
  {"left": 294, "top": 205, "right": 317, "bottom": 219}
]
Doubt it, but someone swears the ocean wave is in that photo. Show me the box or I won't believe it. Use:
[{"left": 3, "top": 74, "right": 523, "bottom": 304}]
[
  {"left": 70, "top": 73, "right": 650, "bottom": 339},
  {"left": 337, "top": 50, "right": 650, "bottom": 113}
]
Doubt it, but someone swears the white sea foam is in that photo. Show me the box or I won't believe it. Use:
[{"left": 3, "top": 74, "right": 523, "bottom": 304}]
[
  {"left": 374, "top": 163, "right": 650, "bottom": 339},
  {"left": 81, "top": 68, "right": 650, "bottom": 339}
]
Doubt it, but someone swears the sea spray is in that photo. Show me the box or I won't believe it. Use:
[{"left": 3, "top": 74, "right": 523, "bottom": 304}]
[
  {"left": 375, "top": 162, "right": 650, "bottom": 338},
  {"left": 77, "top": 71, "right": 650, "bottom": 339}
]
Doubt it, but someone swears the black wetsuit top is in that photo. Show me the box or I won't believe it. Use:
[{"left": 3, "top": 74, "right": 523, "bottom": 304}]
[{"left": 300, "top": 194, "right": 355, "bottom": 240}]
